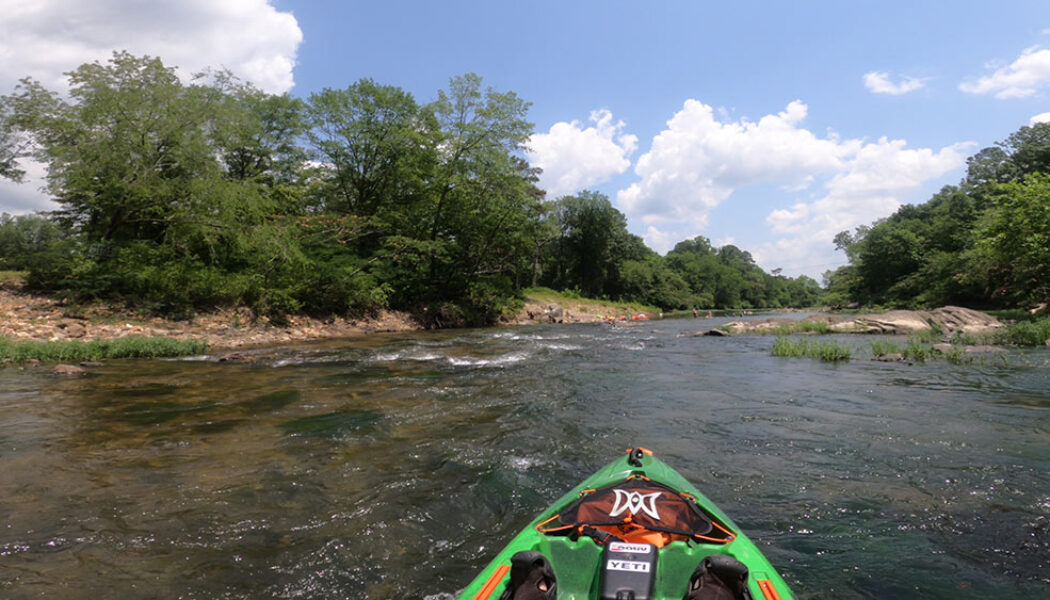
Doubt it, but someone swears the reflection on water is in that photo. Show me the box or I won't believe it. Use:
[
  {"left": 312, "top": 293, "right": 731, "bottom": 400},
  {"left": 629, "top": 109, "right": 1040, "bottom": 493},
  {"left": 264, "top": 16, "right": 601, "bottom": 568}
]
[{"left": 1, "top": 318, "right": 1048, "bottom": 598}]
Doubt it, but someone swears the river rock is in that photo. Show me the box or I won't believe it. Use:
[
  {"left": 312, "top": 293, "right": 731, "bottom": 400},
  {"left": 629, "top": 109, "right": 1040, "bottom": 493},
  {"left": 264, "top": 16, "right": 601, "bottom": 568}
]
[
  {"left": 933, "top": 343, "right": 1005, "bottom": 354},
  {"left": 873, "top": 353, "right": 904, "bottom": 362},
  {"left": 700, "top": 328, "right": 729, "bottom": 336},
  {"left": 217, "top": 352, "right": 255, "bottom": 363},
  {"left": 53, "top": 364, "right": 86, "bottom": 376},
  {"left": 59, "top": 321, "right": 87, "bottom": 338},
  {"left": 962, "top": 345, "right": 1006, "bottom": 354},
  {"left": 545, "top": 304, "right": 564, "bottom": 323},
  {"left": 851, "top": 310, "right": 933, "bottom": 334},
  {"left": 927, "top": 306, "right": 1003, "bottom": 334}
]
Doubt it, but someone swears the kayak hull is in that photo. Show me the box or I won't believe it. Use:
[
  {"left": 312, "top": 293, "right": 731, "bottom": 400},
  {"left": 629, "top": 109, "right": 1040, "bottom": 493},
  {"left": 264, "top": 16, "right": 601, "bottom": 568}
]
[{"left": 458, "top": 449, "right": 794, "bottom": 600}]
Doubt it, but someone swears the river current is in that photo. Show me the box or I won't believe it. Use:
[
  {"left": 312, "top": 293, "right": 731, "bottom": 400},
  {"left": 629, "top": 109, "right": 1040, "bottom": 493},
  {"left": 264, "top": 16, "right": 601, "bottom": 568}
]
[{"left": 1, "top": 315, "right": 1047, "bottom": 599}]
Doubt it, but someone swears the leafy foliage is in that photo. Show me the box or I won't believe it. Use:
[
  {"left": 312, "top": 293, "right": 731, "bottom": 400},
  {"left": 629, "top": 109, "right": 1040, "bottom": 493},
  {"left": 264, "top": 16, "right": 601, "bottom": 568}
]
[
  {"left": 828, "top": 122, "right": 1050, "bottom": 309},
  {"left": 1, "top": 52, "right": 826, "bottom": 325}
]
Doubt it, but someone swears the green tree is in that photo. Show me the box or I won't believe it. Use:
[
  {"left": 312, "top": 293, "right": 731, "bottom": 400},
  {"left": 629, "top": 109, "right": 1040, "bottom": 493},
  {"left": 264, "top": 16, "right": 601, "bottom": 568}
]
[
  {"left": 966, "top": 174, "right": 1050, "bottom": 306},
  {"left": 0, "top": 213, "right": 67, "bottom": 269},
  {"left": 1, "top": 52, "right": 308, "bottom": 314},
  {"left": 421, "top": 73, "right": 540, "bottom": 322},
  {"left": 305, "top": 80, "right": 432, "bottom": 220}
]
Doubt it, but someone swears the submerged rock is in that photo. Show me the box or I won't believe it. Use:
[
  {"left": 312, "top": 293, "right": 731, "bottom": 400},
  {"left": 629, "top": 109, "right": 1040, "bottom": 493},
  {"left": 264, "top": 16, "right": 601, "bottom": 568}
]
[{"left": 53, "top": 364, "right": 86, "bottom": 376}]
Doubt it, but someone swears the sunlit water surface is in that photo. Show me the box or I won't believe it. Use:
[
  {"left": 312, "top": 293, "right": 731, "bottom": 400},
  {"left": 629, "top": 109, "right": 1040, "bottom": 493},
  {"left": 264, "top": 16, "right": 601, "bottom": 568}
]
[{"left": 1, "top": 316, "right": 1048, "bottom": 599}]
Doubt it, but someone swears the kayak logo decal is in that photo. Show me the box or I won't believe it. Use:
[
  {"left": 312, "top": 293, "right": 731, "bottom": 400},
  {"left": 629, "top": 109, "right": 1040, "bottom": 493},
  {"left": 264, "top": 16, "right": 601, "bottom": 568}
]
[{"left": 609, "top": 490, "right": 662, "bottom": 520}]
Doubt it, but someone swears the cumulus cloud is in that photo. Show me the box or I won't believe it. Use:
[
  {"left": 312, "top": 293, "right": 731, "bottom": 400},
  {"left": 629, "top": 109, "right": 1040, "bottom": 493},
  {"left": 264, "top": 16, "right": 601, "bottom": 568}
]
[
  {"left": 618, "top": 99, "right": 851, "bottom": 234},
  {"left": 1031, "top": 112, "right": 1050, "bottom": 125},
  {"left": 0, "top": 162, "right": 57, "bottom": 214},
  {"left": 617, "top": 99, "right": 972, "bottom": 275},
  {"left": 526, "top": 109, "right": 638, "bottom": 199},
  {"left": 750, "top": 138, "right": 972, "bottom": 276},
  {"left": 863, "top": 71, "right": 926, "bottom": 95},
  {"left": 0, "top": 0, "right": 301, "bottom": 214},
  {"left": 0, "top": 0, "right": 301, "bottom": 94},
  {"left": 960, "top": 46, "right": 1050, "bottom": 99}
]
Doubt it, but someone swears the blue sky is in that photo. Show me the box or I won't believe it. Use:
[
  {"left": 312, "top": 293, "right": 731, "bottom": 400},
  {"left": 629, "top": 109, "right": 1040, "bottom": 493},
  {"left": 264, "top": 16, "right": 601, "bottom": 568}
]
[{"left": 3, "top": 0, "right": 1050, "bottom": 278}]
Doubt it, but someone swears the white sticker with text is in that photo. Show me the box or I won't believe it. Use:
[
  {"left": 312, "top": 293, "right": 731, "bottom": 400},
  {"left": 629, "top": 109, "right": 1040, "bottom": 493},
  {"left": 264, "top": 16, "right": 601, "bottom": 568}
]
[{"left": 606, "top": 559, "right": 651, "bottom": 573}]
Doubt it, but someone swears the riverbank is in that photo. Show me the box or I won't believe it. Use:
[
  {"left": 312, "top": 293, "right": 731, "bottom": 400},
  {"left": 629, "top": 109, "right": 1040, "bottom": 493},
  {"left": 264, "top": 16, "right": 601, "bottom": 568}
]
[
  {"left": 0, "top": 280, "right": 420, "bottom": 352},
  {"left": 0, "top": 280, "right": 654, "bottom": 359}
]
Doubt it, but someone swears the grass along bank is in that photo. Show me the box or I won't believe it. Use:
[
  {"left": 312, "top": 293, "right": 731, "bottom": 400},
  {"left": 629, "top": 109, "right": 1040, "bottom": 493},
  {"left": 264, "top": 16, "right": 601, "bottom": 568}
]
[
  {"left": 517, "top": 287, "right": 660, "bottom": 321},
  {"left": 0, "top": 336, "right": 208, "bottom": 365}
]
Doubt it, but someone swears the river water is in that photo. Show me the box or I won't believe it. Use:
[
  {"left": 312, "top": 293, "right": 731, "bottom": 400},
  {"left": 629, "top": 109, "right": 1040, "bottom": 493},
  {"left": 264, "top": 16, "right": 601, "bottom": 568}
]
[{"left": 1, "top": 315, "right": 1047, "bottom": 599}]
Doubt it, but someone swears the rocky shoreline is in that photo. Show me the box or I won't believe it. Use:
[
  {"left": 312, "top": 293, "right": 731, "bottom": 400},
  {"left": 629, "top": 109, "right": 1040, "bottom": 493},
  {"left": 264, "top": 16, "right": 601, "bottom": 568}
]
[
  {"left": 0, "top": 284, "right": 421, "bottom": 350},
  {"left": 0, "top": 283, "right": 639, "bottom": 353}
]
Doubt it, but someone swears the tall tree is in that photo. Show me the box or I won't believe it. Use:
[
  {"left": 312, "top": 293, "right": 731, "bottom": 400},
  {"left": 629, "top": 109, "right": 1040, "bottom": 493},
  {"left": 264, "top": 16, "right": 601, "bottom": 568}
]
[
  {"left": 305, "top": 80, "right": 432, "bottom": 221},
  {"left": 423, "top": 73, "right": 540, "bottom": 319}
]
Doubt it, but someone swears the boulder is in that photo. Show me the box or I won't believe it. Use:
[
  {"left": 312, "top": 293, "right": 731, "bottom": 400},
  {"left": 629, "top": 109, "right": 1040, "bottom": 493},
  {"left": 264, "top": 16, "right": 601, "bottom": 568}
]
[
  {"left": 59, "top": 321, "right": 87, "bottom": 339},
  {"left": 53, "top": 364, "right": 86, "bottom": 376},
  {"left": 700, "top": 328, "right": 730, "bottom": 336},
  {"left": 851, "top": 310, "right": 932, "bottom": 334},
  {"left": 927, "top": 306, "right": 1003, "bottom": 334},
  {"left": 545, "top": 304, "right": 564, "bottom": 324}
]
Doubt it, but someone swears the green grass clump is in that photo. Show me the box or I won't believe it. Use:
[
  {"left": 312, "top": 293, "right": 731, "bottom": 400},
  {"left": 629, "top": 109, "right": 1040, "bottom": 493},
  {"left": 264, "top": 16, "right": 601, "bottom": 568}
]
[
  {"left": 771, "top": 337, "right": 851, "bottom": 361},
  {"left": 870, "top": 340, "right": 902, "bottom": 357},
  {"left": 939, "top": 345, "right": 972, "bottom": 365},
  {"left": 901, "top": 341, "right": 933, "bottom": 363},
  {"left": 994, "top": 317, "right": 1050, "bottom": 346},
  {"left": 908, "top": 325, "right": 944, "bottom": 344},
  {"left": 949, "top": 331, "right": 986, "bottom": 346},
  {"left": 0, "top": 336, "right": 208, "bottom": 364},
  {"left": 767, "top": 320, "right": 833, "bottom": 336}
]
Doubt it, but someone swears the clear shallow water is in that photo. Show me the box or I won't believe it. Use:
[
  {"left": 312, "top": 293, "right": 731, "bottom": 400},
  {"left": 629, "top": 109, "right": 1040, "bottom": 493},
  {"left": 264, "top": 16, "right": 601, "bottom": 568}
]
[{"left": 1, "top": 316, "right": 1047, "bottom": 599}]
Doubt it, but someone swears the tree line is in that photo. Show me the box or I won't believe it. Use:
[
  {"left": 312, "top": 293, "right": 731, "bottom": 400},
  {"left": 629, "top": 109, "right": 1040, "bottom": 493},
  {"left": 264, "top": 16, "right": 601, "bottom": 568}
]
[
  {"left": 824, "top": 123, "right": 1050, "bottom": 310},
  {"left": 0, "top": 52, "right": 820, "bottom": 324}
]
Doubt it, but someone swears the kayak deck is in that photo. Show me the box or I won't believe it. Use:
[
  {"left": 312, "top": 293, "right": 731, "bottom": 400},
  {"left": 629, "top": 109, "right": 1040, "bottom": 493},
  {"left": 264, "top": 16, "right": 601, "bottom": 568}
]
[{"left": 458, "top": 448, "right": 794, "bottom": 600}]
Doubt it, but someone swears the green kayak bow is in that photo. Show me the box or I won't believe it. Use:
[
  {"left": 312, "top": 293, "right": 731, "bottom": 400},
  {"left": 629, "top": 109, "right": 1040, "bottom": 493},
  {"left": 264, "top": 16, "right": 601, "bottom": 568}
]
[{"left": 458, "top": 448, "right": 794, "bottom": 600}]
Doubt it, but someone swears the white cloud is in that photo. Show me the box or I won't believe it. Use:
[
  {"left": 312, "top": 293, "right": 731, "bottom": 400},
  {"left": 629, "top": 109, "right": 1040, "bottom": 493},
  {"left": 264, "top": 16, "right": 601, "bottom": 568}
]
[
  {"left": 1031, "top": 112, "right": 1050, "bottom": 125},
  {"left": 616, "top": 99, "right": 972, "bottom": 278},
  {"left": 617, "top": 99, "right": 851, "bottom": 231},
  {"left": 526, "top": 109, "right": 638, "bottom": 198},
  {"left": 0, "top": 0, "right": 301, "bottom": 94},
  {"left": 0, "top": 0, "right": 302, "bottom": 214},
  {"left": 750, "top": 139, "right": 972, "bottom": 277},
  {"left": 863, "top": 71, "right": 926, "bottom": 95},
  {"left": 643, "top": 226, "right": 678, "bottom": 255},
  {"left": 0, "top": 161, "right": 57, "bottom": 215},
  {"left": 960, "top": 46, "right": 1050, "bottom": 99}
]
